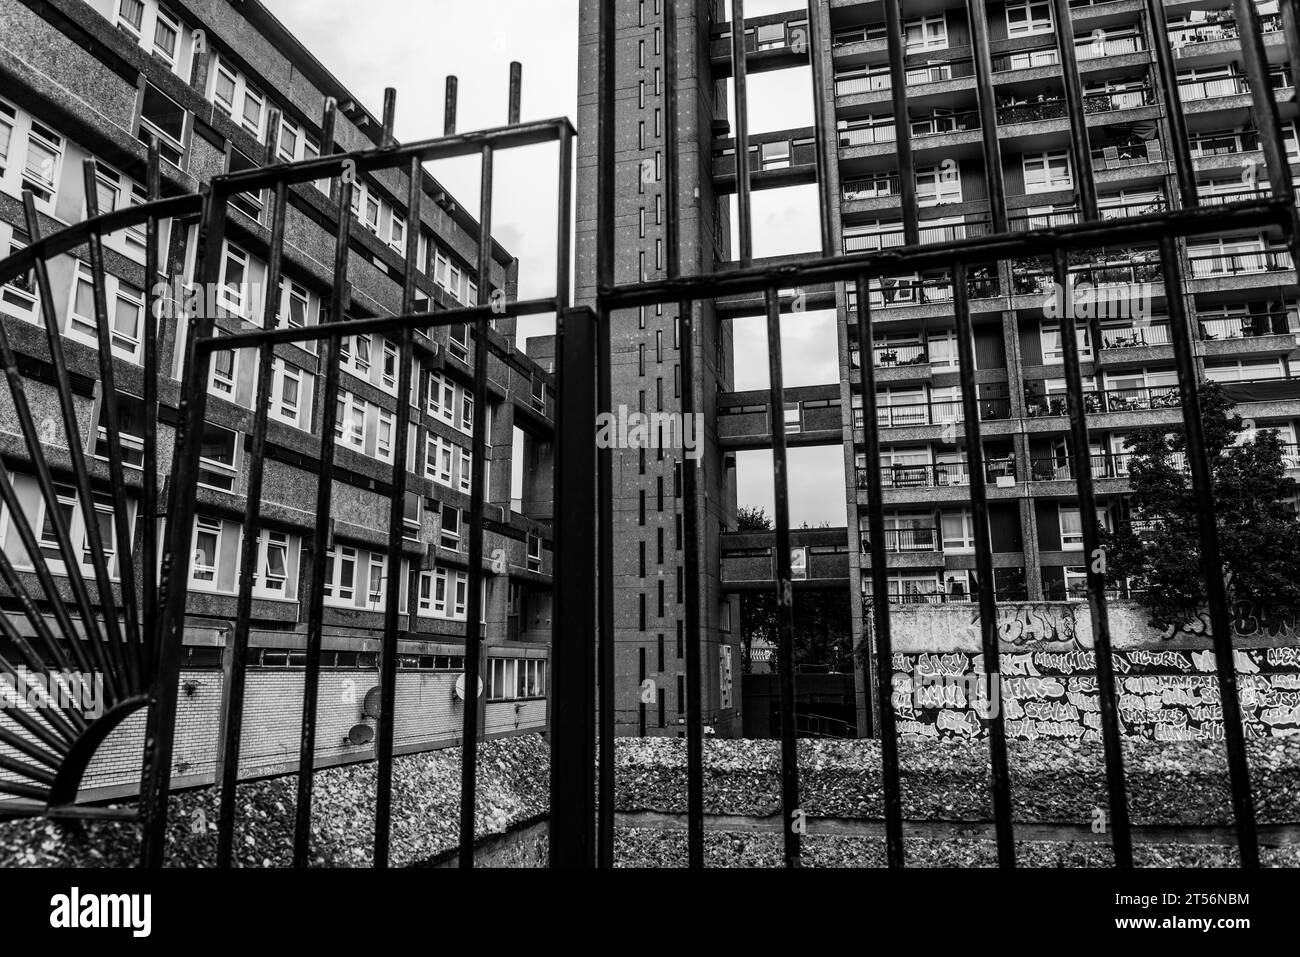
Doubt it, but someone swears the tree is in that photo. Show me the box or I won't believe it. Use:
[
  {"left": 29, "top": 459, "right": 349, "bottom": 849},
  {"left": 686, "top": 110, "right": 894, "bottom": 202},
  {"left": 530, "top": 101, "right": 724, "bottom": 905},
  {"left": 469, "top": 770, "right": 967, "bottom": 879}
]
[
  {"left": 734, "top": 507, "right": 853, "bottom": 674},
  {"left": 1098, "top": 380, "right": 1300, "bottom": 628}
]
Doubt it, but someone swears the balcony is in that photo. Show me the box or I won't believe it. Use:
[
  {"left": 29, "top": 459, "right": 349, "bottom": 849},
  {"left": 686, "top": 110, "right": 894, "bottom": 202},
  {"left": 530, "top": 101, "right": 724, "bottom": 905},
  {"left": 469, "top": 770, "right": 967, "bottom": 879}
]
[
  {"left": 845, "top": 273, "right": 1001, "bottom": 309},
  {"left": 1013, "top": 256, "right": 1162, "bottom": 296},
  {"left": 1166, "top": 13, "right": 1283, "bottom": 50},
  {"left": 860, "top": 527, "right": 940, "bottom": 554},
  {"left": 857, "top": 458, "right": 1017, "bottom": 490},
  {"left": 854, "top": 396, "right": 1012, "bottom": 429},
  {"left": 910, "top": 109, "right": 981, "bottom": 138},
  {"left": 1025, "top": 384, "right": 1184, "bottom": 418},
  {"left": 1187, "top": 247, "right": 1295, "bottom": 279},
  {"left": 1099, "top": 323, "right": 1173, "bottom": 350},
  {"left": 849, "top": 342, "right": 932, "bottom": 369},
  {"left": 994, "top": 87, "right": 1153, "bottom": 127},
  {"left": 991, "top": 30, "right": 1144, "bottom": 73},
  {"left": 838, "top": 121, "right": 896, "bottom": 148},
  {"left": 842, "top": 172, "right": 901, "bottom": 202}
]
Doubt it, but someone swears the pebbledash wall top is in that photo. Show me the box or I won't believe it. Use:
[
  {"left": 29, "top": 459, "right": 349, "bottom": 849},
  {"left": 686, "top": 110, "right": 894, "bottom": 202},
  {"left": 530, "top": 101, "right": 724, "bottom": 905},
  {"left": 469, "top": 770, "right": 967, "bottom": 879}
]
[{"left": 886, "top": 600, "right": 1298, "bottom": 656}]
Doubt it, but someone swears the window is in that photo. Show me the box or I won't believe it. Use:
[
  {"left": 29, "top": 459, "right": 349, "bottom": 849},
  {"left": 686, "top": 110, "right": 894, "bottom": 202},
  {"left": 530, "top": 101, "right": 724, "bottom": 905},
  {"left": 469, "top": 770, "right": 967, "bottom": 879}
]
[
  {"left": 270, "top": 359, "right": 307, "bottom": 428},
  {"left": 139, "top": 84, "right": 186, "bottom": 167},
  {"left": 227, "top": 148, "right": 265, "bottom": 223},
  {"left": 95, "top": 392, "right": 146, "bottom": 468},
  {"left": 381, "top": 340, "right": 398, "bottom": 391},
  {"left": 458, "top": 448, "right": 472, "bottom": 493},
  {"left": 366, "top": 555, "right": 386, "bottom": 608},
  {"left": 1023, "top": 151, "right": 1071, "bottom": 193},
  {"left": 527, "top": 533, "right": 542, "bottom": 572},
  {"left": 904, "top": 15, "right": 947, "bottom": 51},
  {"left": 241, "top": 85, "right": 265, "bottom": 139},
  {"left": 402, "top": 492, "right": 421, "bottom": 542},
  {"left": 153, "top": 6, "right": 182, "bottom": 68},
  {"left": 915, "top": 164, "right": 962, "bottom": 206},
  {"left": 190, "top": 517, "right": 222, "bottom": 587},
  {"left": 1, "top": 225, "right": 37, "bottom": 322},
  {"left": 426, "top": 435, "right": 454, "bottom": 486},
  {"left": 324, "top": 546, "right": 357, "bottom": 604},
  {"left": 34, "top": 482, "right": 76, "bottom": 570},
  {"left": 448, "top": 323, "right": 469, "bottom": 362},
  {"left": 1006, "top": 0, "right": 1052, "bottom": 36},
  {"left": 208, "top": 336, "right": 237, "bottom": 398},
  {"left": 428, "top": 372, "right": 457, "bottom": 423},
  {"left": 213, "top": 64, "right": 237, "bottom": 116},
  {"left": 198, "top": 423, "right": 238, "bottom": 491},
  {"left": 460, "top": 392, "right": 474, "bottom": 435},
  {"left": 67, "top": 263, "right": 144, "bottom": 362},
  {"left": 257, "top": 530, "right": 291, "bottom": 598},
  {"left": 334, "top": 391, "right": 367, "bottom": 451},
  {"left": 389, "top": 213, "right": 406, "bottom": 252},
  {"left": 218, "top": 241, "right": 251, "bottom": 317},
  {"left": 116, "top": 0, "right": 146, "bottom": 34},
  {"left": 23, "top": 121, "right": 62, "bottom": 205},
  {"left": 440, "top": 504, "right": 461, "bottom": 549},
  {"left": 376, "top": 409, "right": 395, "bottom": 462},
  {"left": 1059, "top": 506, "right": 1109, "bottom": 547}
]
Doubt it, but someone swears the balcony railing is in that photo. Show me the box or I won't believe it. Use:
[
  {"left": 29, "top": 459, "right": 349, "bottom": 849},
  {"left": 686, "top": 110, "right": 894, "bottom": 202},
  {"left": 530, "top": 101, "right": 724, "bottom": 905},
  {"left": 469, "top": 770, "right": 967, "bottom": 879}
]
[
  {"left": 1025, "top": 384, "right": 1184, "bottom": 417},
  {"left": 1178, "top": 73, "right": 1250, "bottom": 100},
  {"left": 1100, "top": 323, "right": 1173, "bottom": 349},
  {"left": 834, "top": 72, "right": 890, "bottom": 96},
  {"left": 1189, "top": 130, "right": 1261, "bottom": 158},
  {"left": 847, "top": 274, "right": 1001, "bottom": 307},
  {"left": 992, "top": 32, "right": 1143, "bottom": 72},
  {"left": 1013, "top": 258, "right": 1161, "bottom": 295},
  {"left": 1199, "top": 311, "right": 1292, "bottom": 340},
  {"left": 839, "top": 123, "right": 897, "bottom": 147},
  {"left": 854, "top": 396, "right": 1012, "bottom": 428},
  {"left": 858, "top": 457, "right": 1017, "bottom": 489},
  {"left": 910, "top": 110, "right": 981, "bottom": 137},
  {"left": 1187, "top": 246, "right": 1294, "bottom": 278},
  {"left": 842, "top": 173, "right": 901, "bottom": 201},
  {"left": 860, "top": 528, "right": 941, "bottom": 553},
  {"left": 877, "top": 586, "right": 1029, "bottom": 605},
  {"left": 1167, "top": 14, "right": 1281, "bottom": 48},
  {"left": 850, "top": 343, "right": 931, "bottom": 368},
  {"left": 1196, "top": 187, "right": 1272, "bottom": 207}
]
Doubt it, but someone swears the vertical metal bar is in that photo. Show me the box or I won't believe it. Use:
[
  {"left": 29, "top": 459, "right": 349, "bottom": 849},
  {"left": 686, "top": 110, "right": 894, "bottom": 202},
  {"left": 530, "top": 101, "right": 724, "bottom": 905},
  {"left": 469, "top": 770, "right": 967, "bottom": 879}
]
[
  {"left": 142, "top": 138, "right": 161, "bottom": 680},
  {"left": 8, "top": 199, "right": 109, "bottom": 694},
  {"left": 595, "top": 0, "right": 618, "bottom": 871},
  {"left": 509, "top": 62, "right": 523, "bottom": 125},
  {"left": 549, "top": 307, "right": 598, "bottom": 868},
  {"left": 731, "top": 0, "right": 754, "bottom": 266},
  {"left": 1144, "top": 0, "right": 1197, "bottom": 208},
  {"left": 82, "top": 164, "right": 146, "bottom": 692},
  {"left": 666, "top": 0, "right": 704, "bottom": 872},
  {"left": 966, "top": 0, "right": 1008, "bottom": 232},
  {"left": 883, "top": 0, "right": 919, "bottom": 245},
  {"left": 764, "top": 286, "right": 801, "bottom": 868},
  {"left": 217, "top": 116, "right": 287, "bottom": 869},
  {"left": 445, "top": 77, "right": 459, "bottom": 136},
  {"left": 852, "top": 275, "right": 904, "bottom": 867},
  {"left": 381, "top": 88, "right": 397, "bottom": 147},
  {"left": 1157, "top": 233, "right": 1259, "bottom": 869},
  {"left": 457, "top": 143, "right": 495, "bottom": 868},
  {"left": 1051, "top": 249, "right": 1131, "bottom": 868},
  {"left": 294, "top": 103, "right": 350, "bottom": 868},
  {"left": 142, "top": 185, "right": 228, "bottom": 867},
  {"left": 804, "top": 0, "right": 835, "bottom": 256},
  {"left": 1051, "top": 0, "right": 1098, "bottom": 221},
  {"left": 374, "top": 152, "right": 423, "bottom": 870},
  {"left": 952, "top": 259, "right": 1015, "bottom": 867}
]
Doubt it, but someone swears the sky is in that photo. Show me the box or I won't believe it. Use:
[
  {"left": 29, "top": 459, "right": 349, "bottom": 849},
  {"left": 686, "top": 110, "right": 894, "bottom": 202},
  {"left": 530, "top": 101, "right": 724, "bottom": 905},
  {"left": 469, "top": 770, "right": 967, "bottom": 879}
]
[{"left": 264, "top": 0, "right": 846, "bottom": 526}]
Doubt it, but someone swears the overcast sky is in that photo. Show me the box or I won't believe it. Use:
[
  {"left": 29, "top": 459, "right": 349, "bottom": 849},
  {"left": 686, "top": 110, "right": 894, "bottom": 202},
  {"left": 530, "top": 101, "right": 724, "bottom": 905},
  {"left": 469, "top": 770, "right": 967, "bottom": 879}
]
[{"left": 265, "top": 0, "right": 846, "bottom": 526}]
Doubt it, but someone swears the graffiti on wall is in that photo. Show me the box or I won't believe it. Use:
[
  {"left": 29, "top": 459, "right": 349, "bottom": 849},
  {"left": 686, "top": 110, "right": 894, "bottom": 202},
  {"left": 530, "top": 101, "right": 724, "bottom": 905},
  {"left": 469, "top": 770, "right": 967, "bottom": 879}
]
[
  {"left": 1155, "top": 601, "right": 1296, "bottom": 642},
  {"left": 892, "top": 647, "right": 1300, "bottom": 742},
  {"left": 978, "top": 602, "right": 1081, "bottom": 647}
]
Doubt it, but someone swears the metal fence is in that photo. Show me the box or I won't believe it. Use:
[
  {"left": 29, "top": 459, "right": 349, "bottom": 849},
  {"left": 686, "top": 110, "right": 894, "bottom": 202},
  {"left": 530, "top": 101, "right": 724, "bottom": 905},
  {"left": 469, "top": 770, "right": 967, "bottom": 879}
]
[
  {"left": 0, "top": 73, "right": 593, "bottom": 870},
  {"left": 0, "top": 0, "right": 1297, "bottom": 873},
  {"left": 585, "top": 0, "right": 1300, "bottom": 870}
]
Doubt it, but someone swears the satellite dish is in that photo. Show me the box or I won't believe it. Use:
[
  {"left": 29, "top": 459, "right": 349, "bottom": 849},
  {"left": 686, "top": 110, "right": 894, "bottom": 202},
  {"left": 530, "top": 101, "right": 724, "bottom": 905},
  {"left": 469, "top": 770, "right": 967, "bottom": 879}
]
[
  {"left": 455, "top": 674, "right": 484, "bottom": 700},
  {"left": 347, "top": 723, "right": 374, "bottom": 746},
  {"left": 362, "top": 687, "right": 382, "bottom": 719}
]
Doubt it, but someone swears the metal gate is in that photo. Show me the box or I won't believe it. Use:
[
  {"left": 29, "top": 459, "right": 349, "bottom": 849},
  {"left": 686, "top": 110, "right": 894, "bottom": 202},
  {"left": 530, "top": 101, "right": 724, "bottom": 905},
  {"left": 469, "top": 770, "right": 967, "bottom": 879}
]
[{"left": 0, "top": 0, "right": 1295, "bottom": 870}]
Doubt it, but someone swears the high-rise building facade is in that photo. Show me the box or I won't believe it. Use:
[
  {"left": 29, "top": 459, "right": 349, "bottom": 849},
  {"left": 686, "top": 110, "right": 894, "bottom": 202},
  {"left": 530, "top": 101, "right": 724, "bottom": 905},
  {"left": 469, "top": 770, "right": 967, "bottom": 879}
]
[
  {"left": 580, "top": 0, "right": 1300, "bottom": 735},
  {"left": 0, "top": 0, "right": 556, "bottom": 795}
]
